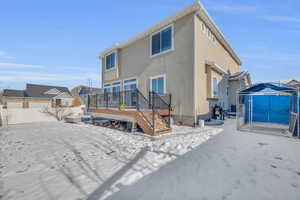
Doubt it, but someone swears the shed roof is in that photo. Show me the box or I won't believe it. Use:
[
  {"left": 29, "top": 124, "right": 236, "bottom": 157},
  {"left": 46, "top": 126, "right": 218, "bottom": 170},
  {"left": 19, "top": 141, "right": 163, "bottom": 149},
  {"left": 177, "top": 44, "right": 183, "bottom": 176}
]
[{"left": 239, "top": 83, "right": 297, "bottom": 95}]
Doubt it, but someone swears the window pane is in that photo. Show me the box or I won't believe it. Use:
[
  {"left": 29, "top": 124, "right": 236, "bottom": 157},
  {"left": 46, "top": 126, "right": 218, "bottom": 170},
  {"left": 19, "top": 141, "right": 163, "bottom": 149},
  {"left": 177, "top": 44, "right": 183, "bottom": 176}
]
[
  {"left": 151, "top": 33, "right": 161, "bottom": 55},
  {"left": 113, "top": 86, "right": 120, "bottom": 93},
  {"left": 124, "top": 85, "right": 130, "bottom": 91},
  {"left": 106, "top": 53, "right": 115, "bottom": 69},
  {"left": 104, "top": 88, "right": 111, "bottom": 93},
  {"left": 152, "top": 79, "right": 157, "bottom": 92},
  {"left": 213, "top": 78, "right": 218, "bottom": 97},
  {"left": 161, "top": 27, "right": 172, "bottom": 51},
  {"left": 157, "top": 77, "right": 164, "bottom": 93},
  {"left": 130, "top": 84, "right": 136, "bottom": 90},
  {"left": 111, "top": 53, "right": 115, "bottom": 68},
  {"left": 106, "top": 55, "right": 111, "bottom": 69}
]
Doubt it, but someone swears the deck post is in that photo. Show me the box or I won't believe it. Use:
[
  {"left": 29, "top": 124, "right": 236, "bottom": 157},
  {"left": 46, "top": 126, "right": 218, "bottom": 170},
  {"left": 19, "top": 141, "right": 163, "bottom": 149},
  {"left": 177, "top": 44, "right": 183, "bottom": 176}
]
[
  {"left": 95, "top": 94, "right": 98, "bottom": 108},
  {"left": 297, "top": 88, "right": 300, "bottom": 138},
  {"left": 119, "top": 91, "right": 121, "bottom": 110},
  {"left": 106, "top": 93, "right": 108, "bottom": 108},
  {"left": 136, "top": 90, "right": 139, "bottom": 110},
  {"left": 169, "top": 94, "right": 172, "bottom": 127},
  {"left": 152, "top": 104, "right": 155, "bottom": 135}
]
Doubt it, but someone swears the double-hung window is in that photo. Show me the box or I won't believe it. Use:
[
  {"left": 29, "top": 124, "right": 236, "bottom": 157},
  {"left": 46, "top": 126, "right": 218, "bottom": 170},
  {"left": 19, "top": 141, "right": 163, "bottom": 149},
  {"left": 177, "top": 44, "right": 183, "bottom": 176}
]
[
  {"left": 123, "top": 78, "right": 137, "bottom": 107},
  {"left": 105, "top": 52, "right": 116, "bottom": 70},
  {"left": 151, "top": 75, "right": 165, "bottom": 94},
  {"left": 151, "top": 26, "right": 173, "bottom": 56}
]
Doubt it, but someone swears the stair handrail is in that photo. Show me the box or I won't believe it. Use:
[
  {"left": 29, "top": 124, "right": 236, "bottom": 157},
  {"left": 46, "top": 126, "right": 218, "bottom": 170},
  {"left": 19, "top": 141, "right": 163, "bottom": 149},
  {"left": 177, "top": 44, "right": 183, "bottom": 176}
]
[
  {"left": 136, "top": 89, "right": 170, "bottom": 130},
  {"left": 149, "top": 91, "right": 171, "bottom": 108},
  {"left": 150, "top": 91, "right": 172, "bottom": 127},
  {"left": 134, "top": 89, "right": 155, "bottom": 129}
]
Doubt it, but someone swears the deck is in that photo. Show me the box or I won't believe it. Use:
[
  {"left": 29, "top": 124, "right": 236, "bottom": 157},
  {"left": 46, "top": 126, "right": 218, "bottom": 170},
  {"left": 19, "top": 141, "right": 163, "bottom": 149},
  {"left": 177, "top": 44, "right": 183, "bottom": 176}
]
[{"left": 87, "top": 108, "right": 172, "bottom": 136}]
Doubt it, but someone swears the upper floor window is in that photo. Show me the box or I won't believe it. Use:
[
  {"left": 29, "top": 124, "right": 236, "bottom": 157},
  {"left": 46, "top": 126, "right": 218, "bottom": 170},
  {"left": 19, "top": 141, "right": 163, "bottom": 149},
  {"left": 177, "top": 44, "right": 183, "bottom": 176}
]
[
  {"left": 105, "top": 52, "right": 116, "bottom": 70},
  {"left": 151, "top": 26, "right": 173, "bottom": 56}
]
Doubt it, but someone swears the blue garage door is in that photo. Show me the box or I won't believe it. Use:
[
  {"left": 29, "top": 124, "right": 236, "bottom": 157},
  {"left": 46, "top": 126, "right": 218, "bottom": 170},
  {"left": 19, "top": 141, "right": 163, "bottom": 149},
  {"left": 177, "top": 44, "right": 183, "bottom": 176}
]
[{"left": 246, "top": 95, "right": 290, "bottom": 125}]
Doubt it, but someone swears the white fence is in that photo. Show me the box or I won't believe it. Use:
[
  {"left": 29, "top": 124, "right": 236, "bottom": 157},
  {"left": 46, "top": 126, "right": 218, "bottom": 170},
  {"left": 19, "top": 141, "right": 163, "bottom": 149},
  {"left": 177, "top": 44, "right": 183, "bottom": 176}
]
[{"left": 0, "top": 105, "right": 84, "bottom": 125}]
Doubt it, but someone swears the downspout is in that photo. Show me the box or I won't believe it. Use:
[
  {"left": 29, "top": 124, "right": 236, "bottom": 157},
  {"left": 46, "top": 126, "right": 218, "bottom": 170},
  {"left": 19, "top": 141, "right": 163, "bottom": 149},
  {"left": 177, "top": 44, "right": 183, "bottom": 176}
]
[
  {"left": 236, "top": 90, "right": 239, "bottom": 130},
  {"left": 193, "top": 14, "right": 197, "bottom": 127},
  {"left": 297, "top": 88, "right": 300, "bottom": 138}
]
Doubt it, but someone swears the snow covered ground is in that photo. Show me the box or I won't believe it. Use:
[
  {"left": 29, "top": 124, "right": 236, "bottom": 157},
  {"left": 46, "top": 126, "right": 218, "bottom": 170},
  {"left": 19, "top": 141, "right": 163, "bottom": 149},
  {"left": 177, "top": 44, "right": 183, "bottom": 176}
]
[
  {"left": 106, "top": 119, "right": 300, "bottom": 200},
  {"left": 0, "top": 122, "right": 221, "bottom": 200}
]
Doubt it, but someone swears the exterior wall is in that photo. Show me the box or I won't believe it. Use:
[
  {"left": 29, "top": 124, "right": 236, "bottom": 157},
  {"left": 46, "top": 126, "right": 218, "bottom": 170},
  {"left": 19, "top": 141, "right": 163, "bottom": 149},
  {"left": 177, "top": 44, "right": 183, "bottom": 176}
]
[
  {"left": 29, "top": 101, "right": 51, "bottom": 108},
  {"left": 60, "top": 98, "right": 73, "bottom": 107},
  {"left": 102, "top": 14, "right": 196, "bottom": 124},
  {"left": 0, "top": 106, "right": 84, "bottom": 125},
  {"left": 3, "top": 97, "right": 73, "bottom": 108},
  {"left": 4, "top": 98, "right": 52, "bottom": 109},
  {"left": 7, "top": 102, "right": 23, "bottom": 109},
  {"left": 194, "top": 15, "right": 240, "bottom": 118}
]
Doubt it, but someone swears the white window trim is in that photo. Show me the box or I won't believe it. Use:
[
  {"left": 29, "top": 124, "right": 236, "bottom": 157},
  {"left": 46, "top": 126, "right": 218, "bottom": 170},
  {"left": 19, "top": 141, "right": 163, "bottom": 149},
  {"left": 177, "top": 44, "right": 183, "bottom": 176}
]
[
  {"left": 123, "top": 77, "right": 138, "bottom": 90},
  {"left": 150, "top": 74, "right": 166, "bottom": 94},
  {"left": 103, "top": 80, "right": 121, "bottom": 91},
  {"left": 149, "top": 24, "right": 175, "bottom": 58},
  {"left": 104, "top": 50, "right": 118, "bottom": 72}
]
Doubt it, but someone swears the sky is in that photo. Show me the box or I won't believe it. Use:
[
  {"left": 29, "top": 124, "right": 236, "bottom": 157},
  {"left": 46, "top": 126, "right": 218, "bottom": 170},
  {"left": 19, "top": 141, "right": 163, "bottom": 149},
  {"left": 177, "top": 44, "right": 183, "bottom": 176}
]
[{"left": 0, "top": 0, "right": 300, "bottom": 90}]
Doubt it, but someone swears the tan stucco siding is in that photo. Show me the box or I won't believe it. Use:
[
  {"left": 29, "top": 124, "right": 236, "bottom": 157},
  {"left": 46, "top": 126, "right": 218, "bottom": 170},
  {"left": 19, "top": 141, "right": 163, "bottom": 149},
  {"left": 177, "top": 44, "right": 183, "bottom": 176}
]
[
  {"left": 194, "top": 15, "right": 240, "bottom": 115},
  {"left": 102, "top": 14, "right": 196, "bottom": 118}
]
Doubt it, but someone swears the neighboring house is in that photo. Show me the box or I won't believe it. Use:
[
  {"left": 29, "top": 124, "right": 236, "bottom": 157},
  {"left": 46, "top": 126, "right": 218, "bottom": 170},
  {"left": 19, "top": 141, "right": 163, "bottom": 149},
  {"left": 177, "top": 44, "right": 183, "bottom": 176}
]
[
  {"left": 79, "top": 87, "right": 103, "bottom": 106},
  {"left": 71, "top": 85, "right": 88, "bottom": 97},
  {"left": 2, "top": 84, "right": 73, "bottom": 109},
  {"left": 228, "top": 71, "right": 251, "bottom": 112},
  {"left": 94, "top": 1, "right": 251, "bottom": 129},
  {"left": 286, "top": 79, "right": 300, "bottom": 88}
]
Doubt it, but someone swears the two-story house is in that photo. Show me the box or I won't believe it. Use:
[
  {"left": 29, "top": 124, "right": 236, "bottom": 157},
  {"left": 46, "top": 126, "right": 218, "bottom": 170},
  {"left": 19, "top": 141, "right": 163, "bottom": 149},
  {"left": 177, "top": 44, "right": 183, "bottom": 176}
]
[{"left": 89, "top": 1, "right": 251, "bottom": 135}]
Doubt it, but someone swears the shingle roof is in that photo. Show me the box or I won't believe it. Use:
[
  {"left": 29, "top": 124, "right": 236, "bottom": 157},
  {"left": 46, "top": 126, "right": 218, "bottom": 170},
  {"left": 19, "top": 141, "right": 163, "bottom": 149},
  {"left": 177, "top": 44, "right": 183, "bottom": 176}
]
[
  {"left": 3, "top": 89, "right": 27, "bottom": 97},
  {"left": 26, "top": 84, "right": 72, "bottom": 98}
]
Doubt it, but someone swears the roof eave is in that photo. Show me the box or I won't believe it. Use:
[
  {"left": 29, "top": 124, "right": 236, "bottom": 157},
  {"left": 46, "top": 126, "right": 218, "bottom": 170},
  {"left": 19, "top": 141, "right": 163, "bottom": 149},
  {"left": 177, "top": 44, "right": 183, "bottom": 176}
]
[
  {"left": 99, "top": 2, "right": 201, "bottom": 58},
  {"left": 195, "top": 3, "right": 242, "bottom": 65},
  {"left": 99, "top": 1, "right": 242, "bottom": 66}
]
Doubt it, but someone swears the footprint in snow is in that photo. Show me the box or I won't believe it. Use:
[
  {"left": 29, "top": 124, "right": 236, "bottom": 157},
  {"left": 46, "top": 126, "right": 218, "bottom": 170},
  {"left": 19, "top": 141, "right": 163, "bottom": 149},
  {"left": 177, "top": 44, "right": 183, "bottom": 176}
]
[
  {"left": 274, "top": 156, "right": 283, "bottom": 160},
  {"left": 258, "top": 142, "right": 268, "bottom": 146}
]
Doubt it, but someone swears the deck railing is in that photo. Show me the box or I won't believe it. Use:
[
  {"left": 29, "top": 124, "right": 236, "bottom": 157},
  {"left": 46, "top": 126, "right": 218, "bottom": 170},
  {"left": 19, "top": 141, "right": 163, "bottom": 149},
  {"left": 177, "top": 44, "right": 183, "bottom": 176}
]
[
  {"left": 87, "top": 89, "right": 172, "bottom": 131},
  {"left": 149, "top": 91, "right": 172, "bottom": 127}
]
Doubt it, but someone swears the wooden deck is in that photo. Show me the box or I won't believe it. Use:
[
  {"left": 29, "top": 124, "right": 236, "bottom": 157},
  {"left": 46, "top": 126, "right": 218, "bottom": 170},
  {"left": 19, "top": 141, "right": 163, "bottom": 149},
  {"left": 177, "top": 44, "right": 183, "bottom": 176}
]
[{"left": 87, "top": 108, "right": 172, "bottom": 136}]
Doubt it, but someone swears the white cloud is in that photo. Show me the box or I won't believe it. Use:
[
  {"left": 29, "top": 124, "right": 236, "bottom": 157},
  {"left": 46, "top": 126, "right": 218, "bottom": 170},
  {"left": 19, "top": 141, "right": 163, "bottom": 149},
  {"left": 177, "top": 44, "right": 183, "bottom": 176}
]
[
  {"left": 0, "top": 71, "right": 99, "bottom": 82},
  {"left": 0, "top": 62, "right": 44, "bottom": 69},
  {"left": 263, "top": 16, "right": 300, "bottom": 23},
  {"left": 242, "top": 53, "right": 300, "bottom": 63},
  {"left": 0, "top": 51, "right": 15, "bottom": 59},
  {"left": 207, "top": 4, "right": 256, "bottom": 14}
]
